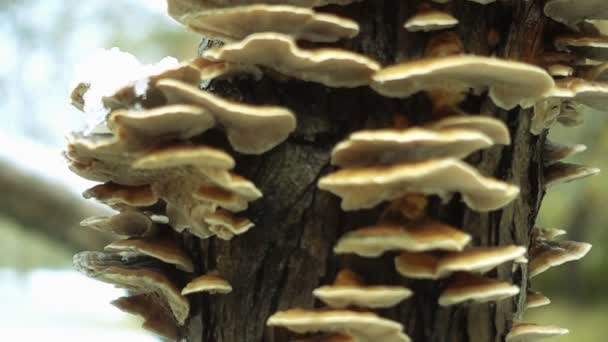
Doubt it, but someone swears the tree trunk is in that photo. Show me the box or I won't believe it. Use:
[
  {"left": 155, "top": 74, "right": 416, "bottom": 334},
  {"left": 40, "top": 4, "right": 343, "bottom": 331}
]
[{"left": 183, "top": 1, "right": 547, "bottom": 341}]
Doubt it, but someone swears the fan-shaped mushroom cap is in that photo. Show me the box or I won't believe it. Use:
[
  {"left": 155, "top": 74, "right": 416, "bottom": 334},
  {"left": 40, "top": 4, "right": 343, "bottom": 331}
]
[
  {"left": 506, "top": 322, "right": 569, "bottom": 342},
  {"left": 181, "top": 5, "right": 359, "bottom": 43},
  {"left": 202, "top": 33, "right": 381, "bottom": 87},
  {"left": 548, "top": 78, "right": 608, "bottom": 112},
  {"left": 267, "top": 308, "right": 411, "bottom": 342},
  {"left": 83, "top": 182, "right": 159, "bottom": 208},
  {"left": 203, "top": 209, "right": 254, "bottom": 240},
  {"left": 404, "top": 8, "right": 458, "bottom": 32},
  {"left": 80, "top": 211, "right": 159, "bottom": 237},
  {"left": 529, "top": 240, "right": 592, "bottom": 278},
  {"left": 182, "top": 273, "right": 232, "bottom": 295},
  {"left": 438, "top": 272, "right": 520, "bottom": 306},
  {"left": 555, "top": 35, "right": 608, "bottom": 61},
  {"left": 112, "top": 294, "right": 178, "bottom": 341},
  {"left": 544, "top": 0, "right": 608, "bottom": 27},
  {"left": 395, "top": 245, "right": 526, "bottom": 279},
  {"left": 543, "top": 140, "right": 586, "bottom": 165},
  {"left": 318, "top": 158, "right": 520, "bottom": 212},
  {"left": 330, "top": 128, "right": 494, "bottom": 167},
  {"left": 193, "top": 184, "right": 249, "bottom": 212},
  {"left": 133, "top": 145, "right": 235, "bottom": 171},
  {"left": 156, "top": 79, "right": 296, "bottom": 154},
  {"left": 547, "top": 64, "right": 574, "bottom": 77},
  {"left": 105, "top": 237, "right": 194, "bottom": 272},
  {"left": 544, "top": 162, "right": 600, "bottom": 188},
  {"left": 312, "top": 270, "right": 412, "bottom": 308},
  {"left": 74, "top": 252, "right": 189, "bottom": 324},
  {"left": 426, "top": 115, "right": 511, "bottom": 145},
  {"left": 202, "top": 171, "right": 263, "bottom": 200},
  {"left": 525, "top": 291, "right": 551, "bottom": 310},
  {"left": 531, "top": 227, "right": 567, "bottom": 240},
  {"left": 109, "top": 104, "right": 216, "bottom": 142},
  {"left": 371, "top": 55, "right": 554, "bottom": 110},
  {"left": 334, "top": 221, "right": 471, "bottom": 257}
]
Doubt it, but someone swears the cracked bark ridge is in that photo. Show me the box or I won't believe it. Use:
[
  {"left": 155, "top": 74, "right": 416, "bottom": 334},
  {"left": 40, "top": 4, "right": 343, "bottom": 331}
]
[{"left": 186, "top": 1, "right": 546, "bottom": 341}]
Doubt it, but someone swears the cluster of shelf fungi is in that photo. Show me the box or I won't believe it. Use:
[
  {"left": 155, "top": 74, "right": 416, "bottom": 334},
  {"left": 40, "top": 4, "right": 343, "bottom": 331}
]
[{"left": 65, "top": 0, "right": 607, "bottom": 341}]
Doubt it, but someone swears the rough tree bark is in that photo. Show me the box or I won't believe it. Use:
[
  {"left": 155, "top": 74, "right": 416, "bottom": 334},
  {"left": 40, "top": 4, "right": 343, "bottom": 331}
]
[{"left": 178, "top": 1, "right": 549, "bottom": 342}]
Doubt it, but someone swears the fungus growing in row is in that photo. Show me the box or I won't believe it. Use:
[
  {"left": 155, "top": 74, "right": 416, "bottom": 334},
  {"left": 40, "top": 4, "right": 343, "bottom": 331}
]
[
  {"left": 319, "top": 158, "right": 520, "bottom": 211},
  {"left": 544, "top": 162, "right": 600, "bottom": 188},
  {"left": 80, "top": 211, "right": 159, "bottom": 237},
  {"left": 267, "top": 309, "right": 411, "bottom": 342},
  {"left": 333, "top": 221, "right": 471, "bottom": 257},
  {"left": 105, "top": 237, "right": 194, "bottom": 272},
  {"left": 529, "top": 240, "right": 592, "bottom": 278},
  {"left": 156, "top": 79, "right": 297, "bottom": 154},
  {"left": 425, "top": 115, "right": 511, "bottom": 145},
  {"left": 179, "top": 5, "right": 359, "bottom": 42},
  {"left": 395, "top": 245, "right": 526, "bottom": 280},
  {"left": 202, "top": 33, "right": 381, "bottom": 87},
  {"left": 182, "top": 273, "right": 232, "bottom": 295},
  {"left": 438, "top": 272, "right": 520, "bottom": 306},
  {"left": 371, "top": 55, "right": 555, "bottom": 109},
  {"left": 330, "top": 128, "right": 495, "bottom": 167},
  {"left": 403, "top": 5, "right": 458, "bottom": 32},
  {"left": 525, "top": 291, "right": 551, "bottom": 310},
  {"left": 112, "top": 294, "right": 178, "bottom": 340},
  {"left": 506, "top": 322, "right": 569, "bottom": 342},
  {"left": 543, "top": 140, "right": 587, "bottom": 165}
]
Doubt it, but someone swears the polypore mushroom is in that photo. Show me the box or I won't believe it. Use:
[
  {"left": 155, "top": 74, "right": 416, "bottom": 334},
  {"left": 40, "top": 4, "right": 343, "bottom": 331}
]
[
  {"left": 193, "top": 184, "right": 249, "bottom": 212},
  {"left": 182, "top": 272, "right": 232, "bottom": 295},
  {"left": 333, "top": 221, "right": 471, "bottom": 257},
  {"left": 438, "top": 272, "right": 520, "bottom": 306},
  {"left": 202, "top": 33, "right": 381, "bottom": 87},
  {"left": 547, "top": 64, "right": 574, "bottom": 77},
  {"left": 203, "top": 209, "right": 254, "bottom": 240},
  {"left": 267, "top": 309, "right": 411, "bottom": 342},
  {"left": 83, "top": 182, "right": 159, "bottom": 209},
  {"left": 312, "top": 270, "right": 412, "bottom": 308},
  {"left": 395, "top": 245, "right": 526, "bottom": 279},
  {"left": 80, "top": 211, "right": 159, "bottom": 237},
  {"left": 156, "top": 79, "right": 296, "bottom": 154},
  {"left": 544, "top": 162, "right": 600, "bottom": 188},
  {"left": 403, "top": 5, "right": 458, "bottom": 32},
  {"left": 371, "top": 55, "right": 555, "bottom": 110},
  {"left": 543, "top": 139, "right": 587, "bottom": 165},
  {"left": 544, "top": 0, "right": 608, "bottom": 27},
  {"left": 555, "top": 35, "right": 608, "bottom": 62},
  {"left": 529, "top": 240, "right": 592, "bottom": 278},
  {"left": 108, "top": 104, "right": 216, "bottom": 142},
  {"left": 73, "top": 251, "right": 190, "bottom": 324},
  {"left": 318, "top": 158, "right": 520, "bottom": 211},
  {"left": 105, "top": 237, "right": 194, "bottom": 272},
  {"left": 506, "top": 322, "right": 569, "bottom": 342},
  {"left": 425, "top": 115, "right": 511, "bottom": 145},
  {"left": 330, "top": 128, "right": 495, "bottom": 167},
  {"left": 132, "top": 145, "right": 235, "bottom": 171},
  {"left": 531, "top": 227, "right": 567, "bottom": 240},
  {"left": 180, "top": 5, "right": 359, "bottom": 42},
  {"left": 525, "top": 291, "right": 551, "bottom": 310},
  {"left": 112, "top": 294, "right": 178, "bottom": 341}
]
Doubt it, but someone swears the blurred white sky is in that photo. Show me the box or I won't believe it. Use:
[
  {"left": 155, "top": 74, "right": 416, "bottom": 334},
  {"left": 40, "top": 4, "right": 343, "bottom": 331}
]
[{"left": 0, "top": 0, "right": 196, "bottom": 340}]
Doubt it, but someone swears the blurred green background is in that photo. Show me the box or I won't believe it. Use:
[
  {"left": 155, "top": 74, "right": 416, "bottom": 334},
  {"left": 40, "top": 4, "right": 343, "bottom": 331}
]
[{"left": 0, "top": 0, "right": 605, "bottom": 341}]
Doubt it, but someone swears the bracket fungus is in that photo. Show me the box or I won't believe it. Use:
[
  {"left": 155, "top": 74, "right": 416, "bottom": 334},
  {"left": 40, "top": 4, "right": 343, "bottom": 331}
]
[
  {"left": 112, "top": 294, "right": 179, "bottom": 340},
  {"left": 525, "top": 291, "right": 551, "bottom": 310},
  {"left": 506, "top": 322, "right": 569, "bottom": 342},
  {"left": 105, "top": 237, "right": 194, "bottom": 272},
  {"left": 202, "top": 33, "right": 381, "bottom": 87},
  {"left": 267, "top": 309, "right": 411, "bottom": 342},
  {"left": 438, "top": 272, "right": 520, "bottom": 306},
  {"left": 179, "top": 5, "right": 359, "bottom": 43},
  {"left": 319, "top": 158, "right": 520, "bottom": 211},
  {"left": 312, "top": 270, "right": 412, "bottom": 309},
  {"left": 333, "top": 221, "right": 471, "bottom": 257},
  {"left": 544, "top": 162, "right": 600, "bottom": 188},
  {"left": 371, "top": 55, "right": 555, "bottom": 110},
  {"left": 404, "top": 6, "right": 458, "bottom": 32},
  {"left": 182, "top": 273, "right": 232, "bottom": 295},
  {"left": 529, "top": 240, "right": 592, "bottom": 278},
  {"left": 394, "top": 245, "right": 526, "bottom": 280}
]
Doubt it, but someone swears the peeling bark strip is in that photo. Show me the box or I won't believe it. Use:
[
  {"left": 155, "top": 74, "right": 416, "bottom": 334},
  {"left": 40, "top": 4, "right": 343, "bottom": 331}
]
[{"left": 66, "top": 0, "right": 603, "bottom": 341}]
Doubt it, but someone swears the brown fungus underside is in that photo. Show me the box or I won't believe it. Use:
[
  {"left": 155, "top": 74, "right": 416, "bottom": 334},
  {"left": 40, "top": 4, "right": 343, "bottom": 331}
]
[{"left": 64, "top": 0, "right": 604, "bottom": 341}]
